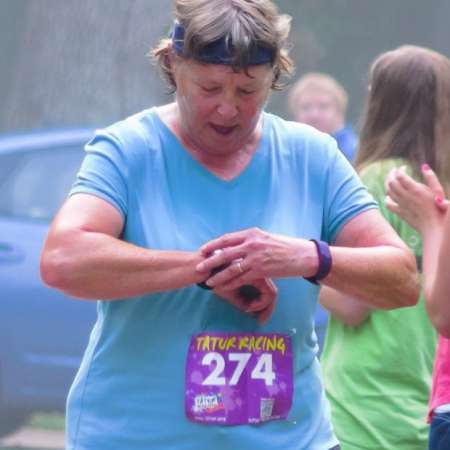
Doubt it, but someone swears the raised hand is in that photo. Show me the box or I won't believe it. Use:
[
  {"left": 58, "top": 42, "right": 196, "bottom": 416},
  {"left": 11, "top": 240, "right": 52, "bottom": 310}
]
[{"left": 385, "top": 165, "right": 448, "bottom": 234}]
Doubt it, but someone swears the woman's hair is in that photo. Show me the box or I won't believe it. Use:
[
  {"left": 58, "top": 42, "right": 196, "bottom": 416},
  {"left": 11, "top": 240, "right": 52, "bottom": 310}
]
[
  {"left": 151, "top": 0, "right": 294, "bottom": 91},
  {"left": 288, "top": 72, "right": 349, "bottom": 116},
  {"left": 355, "top": 45, "right": 450, "bottom": 187}
]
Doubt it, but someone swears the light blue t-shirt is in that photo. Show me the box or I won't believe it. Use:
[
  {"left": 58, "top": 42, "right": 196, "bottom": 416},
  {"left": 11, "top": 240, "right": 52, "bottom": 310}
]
[{"left": 67, "top": 108, "right": 376, "bottom": 450}]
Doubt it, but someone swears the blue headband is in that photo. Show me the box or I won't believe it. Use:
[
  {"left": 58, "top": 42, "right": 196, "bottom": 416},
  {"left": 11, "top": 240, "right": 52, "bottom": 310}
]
[{"left": 171, "top": 21, "right": 274, "bottom": 66}]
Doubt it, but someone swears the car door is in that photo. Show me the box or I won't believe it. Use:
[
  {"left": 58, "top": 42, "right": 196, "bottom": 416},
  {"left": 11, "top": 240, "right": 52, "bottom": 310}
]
[{"left": 0, "top": 141, "right": 97, "bottom": 413}]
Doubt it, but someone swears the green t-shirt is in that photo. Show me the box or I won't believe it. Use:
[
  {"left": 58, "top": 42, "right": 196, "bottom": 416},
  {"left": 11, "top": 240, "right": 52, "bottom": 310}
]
[{"left": 322, "top": 159, "right": 437, "bottom": 450}]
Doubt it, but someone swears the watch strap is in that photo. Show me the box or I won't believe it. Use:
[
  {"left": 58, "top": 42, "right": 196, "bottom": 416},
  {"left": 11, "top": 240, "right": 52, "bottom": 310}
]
[{"left": 304, "top": 239, "right": 332, "bottom": 285}]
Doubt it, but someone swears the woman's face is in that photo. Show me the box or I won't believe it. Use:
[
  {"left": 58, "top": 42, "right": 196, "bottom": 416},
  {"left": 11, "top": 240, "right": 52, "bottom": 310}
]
[
  {"left": 293, "top": 90, "right": 343, "bottom": 135},
  {"left": 171, "top": 58, "right": 273, "bottom": 155}
]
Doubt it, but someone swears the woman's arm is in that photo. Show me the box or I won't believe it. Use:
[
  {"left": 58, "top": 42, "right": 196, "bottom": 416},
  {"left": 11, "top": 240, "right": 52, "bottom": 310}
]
[
  {"left": 41, "top": 193, "right": 278, "bottom": 322},
  {"left": 319, "top": 286, "right": 371, "bottom": 327},
  {"left": 320, "top": 209, "right": 418, "bottom": 309},
  {"left": 196, "top": 208, "right": 419, "bottom": 309},
  {"left": 41, "top": 194, "right": 206, "bottom": 300},
  {"left": 386, "top": 165, "right": 450, "bottom": 336},
  {"left": 428, "top": 211, "right": 450, "bottom": 337}
]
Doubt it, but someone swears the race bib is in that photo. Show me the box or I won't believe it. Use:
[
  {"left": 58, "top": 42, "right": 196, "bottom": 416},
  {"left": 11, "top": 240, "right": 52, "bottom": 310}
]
[{"left": 185, "top": 332, "right": 293, "bottom": 425}]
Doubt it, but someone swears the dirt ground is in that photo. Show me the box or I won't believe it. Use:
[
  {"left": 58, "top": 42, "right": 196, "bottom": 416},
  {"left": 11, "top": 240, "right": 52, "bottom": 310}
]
[{"left": 0, "top": 427, "right": 64, "bottom": 450}]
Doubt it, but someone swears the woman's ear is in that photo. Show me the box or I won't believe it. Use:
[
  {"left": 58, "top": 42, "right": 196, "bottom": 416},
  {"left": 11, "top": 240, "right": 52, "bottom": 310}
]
[{"left": 165, "top": 45, "right": 178, "bottom": 90}]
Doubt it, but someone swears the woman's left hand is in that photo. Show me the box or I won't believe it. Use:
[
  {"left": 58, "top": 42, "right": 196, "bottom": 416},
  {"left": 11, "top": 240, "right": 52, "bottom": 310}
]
[
  {"left": 196, "top": 228, "right": 318, "bottom": 289},
  {"left": 213, "top": 277, "right": 278, "bottom": 324}
]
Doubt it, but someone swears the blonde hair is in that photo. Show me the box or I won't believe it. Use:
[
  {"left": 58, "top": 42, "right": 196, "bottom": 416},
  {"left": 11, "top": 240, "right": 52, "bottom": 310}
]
[
  {"left": 151, "top": 0, "right": 294, "bottom": 91},
  {"left": 355, "top": 45, "right": 450, "bottom": 190},
  {"left": 288, "top": 72, "right": 348, "bottom": 116}
]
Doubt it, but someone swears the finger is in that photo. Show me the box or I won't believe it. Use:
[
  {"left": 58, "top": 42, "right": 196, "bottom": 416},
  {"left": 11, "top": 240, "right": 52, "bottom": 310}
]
[
  {"left": 262, "top": 278, "right": 278, "bottom": 294},
  {"left": 248, "top": 278, "right": 277, "bottom": 300},
  {"left": 244, "top": 290, "right": 270, "bottom": 312},
  {"left": 394, "top": 167, "right": 420, "bottom": 192},
  {"left": 385, "top": 196, "right": 401, "bottom": 215},
  {"left": 385, "top": 175, "right": 410, "bottom": 204},
  {"left": 422, "top": 164, "right": 445, "bottom": 198},
  {"left": 435, "top": 197, "right": 449, "bottom": 212},
  {"left": 238, "top": 285, "right": 262, "bottom": 303},
  {"left": 200, "top": 232, "right": 246, "bottom": 256},
  {"left": 205, "top": 260, "right": 249, "bottom": 288},
  {"left": 245, "top": 279, "right": 277, "bottom": 313},
  {"left": 214, "top": 283, "right": 239, "bottom": 293},
  {"left": 388, "top": 168, "right": 425, "bottom": 206},
  {"left": 255, "top": 296, "right": 276, "bottom": 324},
  {"left": 196, "top": 247, "right": 246, "bottom": 273},
  {"left": 385, "top": 166, "right": 421, "bottom": 191},
  {"left": 246, "top": 298, "right": 270, "bottom": 313},
  {"left": 211, "top": 275, "right": 251, "bottom": 291},
  {"left": 385, "top": 169, "right": 403, "bottom": 198},
  {"left": 234, "top": 276, "right": 277, "bottom": 298},
  {"left": 212, "top": 289, "right": 248, "bottom": 312},
  {"left": 384, "top": 167, "right": 399, "bottom": 192}
]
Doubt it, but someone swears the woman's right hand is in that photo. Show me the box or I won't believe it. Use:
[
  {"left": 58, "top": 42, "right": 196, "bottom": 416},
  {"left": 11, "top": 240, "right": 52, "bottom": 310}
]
[
  {"left": 385, "top": 165, "right": 448, "bottom": 233},
  {"left": 213, "top": 277, "right": 278, "bottom": 325}
]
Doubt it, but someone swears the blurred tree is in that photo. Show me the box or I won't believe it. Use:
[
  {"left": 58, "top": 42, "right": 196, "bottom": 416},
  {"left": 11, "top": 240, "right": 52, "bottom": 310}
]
[
  {"left": 276, "top": 0, "right": 437, "bottom": 124},
  {"left": 1, "top": 0, "right": 172, "bottom": 131},
  {"left": 1, "top": 0, "right": 449, "bottom": 132},
  {"left": 431, "top": 0, "right": 450, "bottom": 57}
]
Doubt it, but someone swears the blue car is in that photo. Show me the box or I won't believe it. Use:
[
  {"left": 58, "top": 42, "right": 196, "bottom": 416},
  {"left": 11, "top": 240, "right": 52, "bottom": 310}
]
[
  {"left": 0, "top": 128, "right": 329, "bottom": 436},
  {"left": 0, "top": 129, "right": 97, "bottom": 436}
]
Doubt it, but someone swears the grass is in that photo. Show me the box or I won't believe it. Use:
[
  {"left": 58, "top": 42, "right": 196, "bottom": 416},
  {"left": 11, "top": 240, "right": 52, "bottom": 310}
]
[{"left": 29, "top": 413, "right": 65, "bottom": 431}]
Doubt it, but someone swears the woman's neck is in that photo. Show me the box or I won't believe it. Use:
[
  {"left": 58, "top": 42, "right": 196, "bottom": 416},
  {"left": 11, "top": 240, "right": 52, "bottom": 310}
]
[{"left": 157, "top": 103, "right": 262, "bottom": 180}]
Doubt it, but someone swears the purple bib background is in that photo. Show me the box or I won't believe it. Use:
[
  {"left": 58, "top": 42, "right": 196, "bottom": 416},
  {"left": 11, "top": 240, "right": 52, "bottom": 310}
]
[{"left": 185, "top": 332, "right": 293, "bottom": 425}]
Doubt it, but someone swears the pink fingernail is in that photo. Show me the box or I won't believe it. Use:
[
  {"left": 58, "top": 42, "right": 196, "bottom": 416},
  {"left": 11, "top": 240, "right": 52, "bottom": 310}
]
[
  {"left": 422, "top": 164, "right": 430, "bottom": 172},
  {"left": 436, "top": 195, "right": 443, "bottom": 204}
]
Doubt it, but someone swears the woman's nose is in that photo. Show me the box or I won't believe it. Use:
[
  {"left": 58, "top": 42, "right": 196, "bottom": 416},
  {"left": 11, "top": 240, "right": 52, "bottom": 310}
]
[{"left": 217, "top": 95, "right": 238, "bottom": 120}]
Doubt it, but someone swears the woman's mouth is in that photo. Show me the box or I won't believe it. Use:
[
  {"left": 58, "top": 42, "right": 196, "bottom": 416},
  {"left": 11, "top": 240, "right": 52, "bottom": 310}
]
[{"left": 210, "top": 123, "right": 237, "bottom": 136}]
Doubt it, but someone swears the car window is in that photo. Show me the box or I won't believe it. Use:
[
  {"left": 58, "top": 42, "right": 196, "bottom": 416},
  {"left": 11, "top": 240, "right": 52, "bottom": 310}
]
[
  {"left": 0, "top": 145, "right": 84, "bottom": 221},
  {"left": 0, "top": 152, "right": 24, "bottom": 182}
]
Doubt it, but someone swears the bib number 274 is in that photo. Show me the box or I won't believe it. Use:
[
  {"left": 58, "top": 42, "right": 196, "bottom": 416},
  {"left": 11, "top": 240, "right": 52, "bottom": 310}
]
[{"left": 202, "top": 352, "right": 275, "bottom": 386}]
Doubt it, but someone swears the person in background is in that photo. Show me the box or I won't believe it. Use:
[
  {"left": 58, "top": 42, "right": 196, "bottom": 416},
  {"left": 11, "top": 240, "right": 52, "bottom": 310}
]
[
  {"left": 386, "top": 164, "right": 450, "bottom": 450},
  {"left": 39, "top": 1, "right": 419, "bottom": 448},
  {"left": 320, "top": 45, "right": 450, "bottom": 450},
  {"left": 288, "top": 72, "right": 357, "bottom": 161},
  {"left": 288, "top": 72, "right": 358, "bottom": 354}
]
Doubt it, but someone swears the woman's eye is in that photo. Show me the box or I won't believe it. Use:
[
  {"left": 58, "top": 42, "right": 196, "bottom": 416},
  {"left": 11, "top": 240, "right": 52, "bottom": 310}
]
[
  {"left": 239, "top": 89, "right": 256, "bottom": 95},
  {"left": 201, "top": 86, "right": 219, "bottom": 93}
]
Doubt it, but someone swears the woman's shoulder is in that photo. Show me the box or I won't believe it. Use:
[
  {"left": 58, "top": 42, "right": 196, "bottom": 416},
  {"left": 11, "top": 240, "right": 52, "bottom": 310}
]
[
  {"left": 263, "top": 112, "right": 338, "bottom": 158},
  {"left": 86, "top": 107, "right": 171, "bottom": 168},
  {"left": 265, "top": 112, "right": 332, "bottom": 141},
  {"left": 101, "top": 107, "right": 163, "bottom": 149}
]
